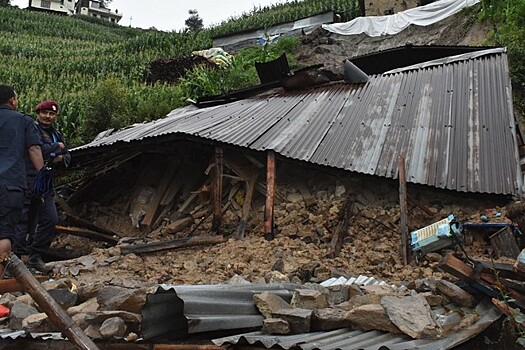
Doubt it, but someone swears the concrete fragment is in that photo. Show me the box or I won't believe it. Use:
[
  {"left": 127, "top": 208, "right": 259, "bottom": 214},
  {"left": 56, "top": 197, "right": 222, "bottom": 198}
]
[
  {"left": 99, "top": 316, "right": 127, "bottom": 338},
  {"left": 9, "top": 301, "right": 39, "bottom": 330},
  {"left": 263, "top": 318, "right": 290, "bottom": 334},
  {"left": 436, "top": 280, "right": 476, "bottom": 308},
  {"left": 337, "top": 293, "right": 383, "bottom": 311},
  {"left": 97, "top": 286, "right": 147, "bottom": 313},
  {"left": 345, "top": 304, "right": 401, "bottom": 334},
  {"left": 291, "top": 289, "right": 328, "bottom": 309},
  {"left": 311, "top": 308, "right": 352, "bottom": 331},
  {"left": 381, "top": 295, "right": 441, "bottom": 339},
  {"left": 253, "top": 292, "right": 291, "bottom": 319},
  {"left": 272, "top": 308, "right": 312, "bottom": 334}
]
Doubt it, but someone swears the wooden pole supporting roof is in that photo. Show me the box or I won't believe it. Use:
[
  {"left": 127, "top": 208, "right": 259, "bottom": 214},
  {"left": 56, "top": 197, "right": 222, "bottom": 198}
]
[
  {"left": 397, "top": 155, "right": 408, "bottom": 266},
  {"left": 212, "top": 147, "right": 224, "bottom": 232},
  {"left": 265, "top": 151, "right": 276, "bottom": 241}
]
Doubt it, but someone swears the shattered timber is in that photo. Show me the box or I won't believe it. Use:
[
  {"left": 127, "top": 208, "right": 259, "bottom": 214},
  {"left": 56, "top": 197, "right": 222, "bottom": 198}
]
[{"left": 4, "top": 6, "right": 525, "bottom": 350}]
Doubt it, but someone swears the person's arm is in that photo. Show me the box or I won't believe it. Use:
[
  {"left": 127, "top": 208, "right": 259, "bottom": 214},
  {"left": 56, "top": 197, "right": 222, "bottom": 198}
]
[{"left": 28, "top": 145, "right": 44, "bottom": 171}]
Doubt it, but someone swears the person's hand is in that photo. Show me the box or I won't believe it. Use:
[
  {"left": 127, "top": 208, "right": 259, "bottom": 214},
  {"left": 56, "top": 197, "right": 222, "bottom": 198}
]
[{"left": 57, "top": 142, "right": 65, "bottom": 149}]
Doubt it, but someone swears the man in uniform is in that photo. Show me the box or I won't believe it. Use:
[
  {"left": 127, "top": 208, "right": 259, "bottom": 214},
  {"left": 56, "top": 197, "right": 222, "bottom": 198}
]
[
  {"left": 14, "top": 100, "right": 71, "bottom": 272},
  {"left": 0, "top": 84, "right": 43, "bottom": 277}
]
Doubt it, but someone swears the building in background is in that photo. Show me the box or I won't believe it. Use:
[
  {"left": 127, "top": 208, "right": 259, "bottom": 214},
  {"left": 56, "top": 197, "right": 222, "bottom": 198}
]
[{"left": 27, "top": 0, "right": 122, "bottom": 23}]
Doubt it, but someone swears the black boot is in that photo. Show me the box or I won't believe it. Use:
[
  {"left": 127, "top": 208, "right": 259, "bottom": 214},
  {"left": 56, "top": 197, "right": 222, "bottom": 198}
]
[{"left": 27, "top": 254, "right": 52, "bottom": 273}]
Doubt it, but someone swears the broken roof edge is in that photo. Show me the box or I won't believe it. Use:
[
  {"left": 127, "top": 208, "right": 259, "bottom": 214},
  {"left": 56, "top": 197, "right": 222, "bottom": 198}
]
[{"left": 383, "top": 47, "right": 507, "bottom": 75}]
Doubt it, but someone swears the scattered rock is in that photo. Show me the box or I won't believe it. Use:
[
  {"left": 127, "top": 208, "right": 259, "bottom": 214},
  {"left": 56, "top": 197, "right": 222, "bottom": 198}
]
[
  {"left": 381, "top": 295, "right": 441, "bottom": 339},
  {"left": 254, "top": 292, "right": 292, "bottom": 319},
  {"left": 272, "top": 308, "right": 312, "bottom": 334},
  {"left": 291, "top": 289, "right": 328, "bottom": 310},
  {"left": 99, "top": 316, "right": 127, "bottom": 338},
  {"left": 263, "top": 318, "right": 290, "bottom": 334},
  {"left": 345, "top": 304, "right": 401, "bottom": 334},
  {"left": 311, "top": 308, "right": 352, "bottom": 331}
]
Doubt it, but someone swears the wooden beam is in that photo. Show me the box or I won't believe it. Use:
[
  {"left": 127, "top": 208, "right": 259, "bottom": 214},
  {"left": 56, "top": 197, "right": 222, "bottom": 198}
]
[
  {"left": 212, "top": 147, "right": 224, "bottom": 232},
  {"left": 120, "top": 235, "right": 225, "bottom": 255},
  {"left": 0, "top": 276, "right": 48, "bottom": 293},
  {"left": 397, "top": 155, "right": 408, "bottom": 265},
  {"left": 264, "top": 151, "right": 276, "bottom": 241},
  {"left": 55, "top": 225, "right": 119, "bottom": 244},
  {"left": 235, "top": 170, "right": 258, "bottom": 240},
  {"left": 164, "top": 209, "right": 208, "bottom": 235},
  {"left": 141, "top": 162, "right": 179, "bottom": 229},
  {"left": 327, "top": 196, "right": 354, "bottom": 258}
]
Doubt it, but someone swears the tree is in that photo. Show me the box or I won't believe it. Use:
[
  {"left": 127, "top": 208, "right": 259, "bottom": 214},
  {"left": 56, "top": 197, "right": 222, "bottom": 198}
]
[
  {"left": 0, "top": 0, "right": 10, "bottom": 7},
  {"left": 185, "top": 9, "right": 203, "bottom": 32}
]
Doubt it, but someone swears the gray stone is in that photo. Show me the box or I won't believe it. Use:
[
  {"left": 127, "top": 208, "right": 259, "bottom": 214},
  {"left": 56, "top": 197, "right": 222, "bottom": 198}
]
[
  {"left": 311, "top": 308, "right": 352, "bottom": 331},
  {"left": 291, "top": 289, "right": 328, "bottom": 310},
  {"left": 265, "top": 271, "right": 290, "bottom": 283},
  {"left": 435, "top": 280, "right": 476, "bottom": 308},
  {"left": 9, "top": 301, "right": 39, "bottom": 330},
  {"left": 97, "top": 286, "right": 147, "bottom": 313},
  {"left": 77, "top": 282, "right": 104, "bottom": 303},
  {"left": 22, "top": 313, "right": 53, "bottom": 332},
  {"left": 254, "top": 292, "right": 291, "bottom": 319},
  {"left": 273, "top": 308, "right": 312, "bottom": 334},
  {"left": 0, "top": 293, "right": 17, "bottom": 306},
  {"left": 68, "top": 297, "right": 99, "bottom": 316},
  {"left": 336, "top": 293, "right": 383, "bottom": 311},
  {"left": 421, "top": 292, "right": 444, "bottom": 307},
  {"left": 42, "top": 279, "right": 72, "bottom": 291},
  {"left": 99, "top": 316, "right": 127, "bottom": 339},
  {"left": 73, "top": 313, "right": 89, "bottom": 330},
  {"left": 226, "top": 274, "right": 251, "bottom": 285},
  {"left": 84, "top": 324, "right": 102, "bottom": 340},
  {"left": 48, "top": 288, "right": 78, "bottom": 309},
  {"left": 345, "top": 304, "right": 401, "bottom": 334},
  {"left": 381, "top": 295, "right": 441, "bottom": 339},
  {"left": 263, "top": 318, "right": 290, "bottom": 334}
]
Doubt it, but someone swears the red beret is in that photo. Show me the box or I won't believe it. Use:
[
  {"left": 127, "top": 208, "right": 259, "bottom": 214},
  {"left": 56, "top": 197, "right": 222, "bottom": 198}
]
[{"left": 35, "top": 100, "right": 59, "bottom": 113}]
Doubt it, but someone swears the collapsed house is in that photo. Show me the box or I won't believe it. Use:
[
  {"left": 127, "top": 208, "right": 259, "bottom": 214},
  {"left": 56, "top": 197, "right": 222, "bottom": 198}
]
[{"left": 1, "top": 45, "right": 525, "bottom": 349}]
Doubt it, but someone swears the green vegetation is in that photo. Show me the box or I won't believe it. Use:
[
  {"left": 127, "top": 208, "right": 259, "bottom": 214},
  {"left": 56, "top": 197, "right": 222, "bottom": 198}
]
[
  {"left": 479, "top": 0, "right": 525, "bottom": 115},
  {"left": 209, "top": 0, "right": 359, "bottom": 38},
  {"left": 0, "top": 5, "right": 300, "bottom": 145}
]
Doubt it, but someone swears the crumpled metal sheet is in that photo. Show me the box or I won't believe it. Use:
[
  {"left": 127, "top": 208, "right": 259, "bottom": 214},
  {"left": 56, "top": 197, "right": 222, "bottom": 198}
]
[{"left": 213, "top": 299, "right": 502, "bottom": 350}]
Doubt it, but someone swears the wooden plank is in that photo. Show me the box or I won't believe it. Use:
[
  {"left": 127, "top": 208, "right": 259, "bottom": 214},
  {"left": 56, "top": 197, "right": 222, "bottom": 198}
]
[
  {"left": 489, "top": 226, "right": 520, "bottom": 259},
  {"left": 397, "top": 155, "right": 408, "bottom": 265},
  {"left": 141, "top": 163, "right": 179, "bottom": 228},
  {"left": 235, "top": 170, "right": 258, "bottom": 240},
  {"left": 55, "top": 225, "right": 119, "bottom": 244},
  {"left": 212, "top": 147, "right": 224, "bottom": 232},
  {"left": 164, "top": 209, "right": 209, "bottom": 235},
  {"left": 0, "top": 276, "right": 48, "bottom": 293},
  {"left": 327, "top": 197, "right": 354, "bottom": 258},
  {"left": 438, "top": 253, "right": 477, "bottom": 281},
  {"left": 121, "top": 235, "right": 226, "bottom": 255},
  {"left": 264, "top": 151, "right": 276, "bottom": 241}
]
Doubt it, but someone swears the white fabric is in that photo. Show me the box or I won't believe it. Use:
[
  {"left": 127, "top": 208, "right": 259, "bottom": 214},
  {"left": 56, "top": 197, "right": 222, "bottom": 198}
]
[{"left": 322, "top": 0, "right": 480, "bottom": 37}]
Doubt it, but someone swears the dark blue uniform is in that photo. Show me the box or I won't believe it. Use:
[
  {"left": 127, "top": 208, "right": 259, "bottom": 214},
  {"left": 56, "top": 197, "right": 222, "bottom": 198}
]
[
  {"left": 13, "top": 123, "right": 71, "bottom": 256},
  {"left": 0, "top": 105, "right": 42, "bottom": 243}
]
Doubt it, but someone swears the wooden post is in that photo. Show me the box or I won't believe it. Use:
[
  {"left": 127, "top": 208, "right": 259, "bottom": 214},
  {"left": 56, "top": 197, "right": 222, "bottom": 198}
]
[
  {"left": 397, "top": 155, "right": 408, "bottom": 265},
  {"left": 2, "top": 254, "right": 100, "bottom": 350},
  {"left": 264, "top": 151, "right": 276, "bottom": 241},
  {"left": 212, "top": 147, "right": 224, "bottom": 232}
]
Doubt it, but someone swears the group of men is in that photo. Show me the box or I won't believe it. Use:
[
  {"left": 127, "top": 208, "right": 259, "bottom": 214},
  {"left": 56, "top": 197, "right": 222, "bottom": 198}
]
[{"left": 0, "top": 84, "right": 70, "bottom": 276}]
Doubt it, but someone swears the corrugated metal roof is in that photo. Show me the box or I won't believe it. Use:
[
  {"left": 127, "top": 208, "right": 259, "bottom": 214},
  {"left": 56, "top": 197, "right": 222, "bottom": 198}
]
[
  {"left": 72, "top": 48, "right": 521, "bottom": 195},
  {"left": 212, "top": 299, "right": 502, "bottom": 350},
  {"left": 141, "top": 283, "right": 301, "bottom": 340}
]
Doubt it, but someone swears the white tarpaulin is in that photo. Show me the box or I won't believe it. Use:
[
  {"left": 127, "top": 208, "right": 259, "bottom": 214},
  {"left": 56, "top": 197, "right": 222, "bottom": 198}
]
[{"left": 322, "top": 0, "right": 480, "bottom": 37}]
